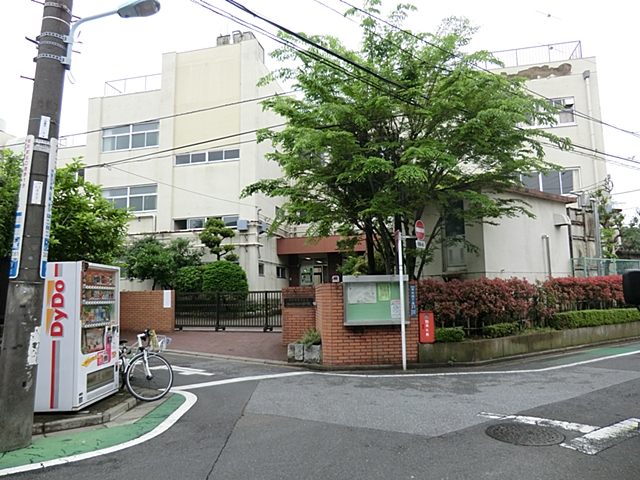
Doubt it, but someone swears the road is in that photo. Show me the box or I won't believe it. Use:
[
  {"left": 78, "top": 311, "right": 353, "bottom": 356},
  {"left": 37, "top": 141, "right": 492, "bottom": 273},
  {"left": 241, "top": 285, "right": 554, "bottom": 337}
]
[{"left": 6, "top": 342, "right": 640, "bottom": 479}]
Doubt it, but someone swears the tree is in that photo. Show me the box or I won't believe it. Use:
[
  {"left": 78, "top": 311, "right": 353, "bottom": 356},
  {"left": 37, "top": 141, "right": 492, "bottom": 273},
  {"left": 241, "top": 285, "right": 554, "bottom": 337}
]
[
  {"left": 593, "top": 189, "right": 624, "bottom": 258},
  {"left": 122, "top": 236, "right": 202, "bottom": 290},
  {"left": 620, "top": 210, "right": 640, "bottom": 253},
  {"left": 1, "top": 154, "right": 132, "bottom": 264},
  {"left": 242, "top": 2, "right": 569, "bottom": 279},
  {"left": 0, "top": 150, "right": 21, "bottom": 258},
  {"left": 50, "top": 160, "right": 134, "bottom": 263},
  {"left": 202, "top": 261, "right": 248, "bottom": 292},
  {"left": 199, "top": 218, "right": 238, "bottom": 261}
]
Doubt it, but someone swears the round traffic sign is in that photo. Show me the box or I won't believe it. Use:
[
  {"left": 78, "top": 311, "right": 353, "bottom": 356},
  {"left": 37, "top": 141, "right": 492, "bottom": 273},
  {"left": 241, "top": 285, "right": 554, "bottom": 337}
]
[{"left": 415, "top": 220, "right": 425, "bottom": 240}]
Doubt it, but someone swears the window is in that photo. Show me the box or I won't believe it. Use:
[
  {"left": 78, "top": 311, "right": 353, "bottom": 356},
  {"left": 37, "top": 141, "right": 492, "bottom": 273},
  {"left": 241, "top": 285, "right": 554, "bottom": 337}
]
[
  {"left": 174, "top": 215, "right": 239, "bottom": 230},
  {"left": 102, "top": 122, "right": 159, "bottom": 152},
  {"left": 520, "top": 169, "right": 577, "bottom": 195},
  {"left": 443, "top": 201, "right": 466, "bottom": 270},
  {"left": 525, "top": 97, "right": 575, "bottom": 128},
  {"left": 258, "top": 263, "right": 265, "bottom": 276},
  {"left": 102, "top": 185, "right": 157, "bottom": 212},
  {"left": 175, "top": 148, "right": 240, "bottom": 165},
  {"left": 277, "top": 266, "right": 287, "bottom": 279}
]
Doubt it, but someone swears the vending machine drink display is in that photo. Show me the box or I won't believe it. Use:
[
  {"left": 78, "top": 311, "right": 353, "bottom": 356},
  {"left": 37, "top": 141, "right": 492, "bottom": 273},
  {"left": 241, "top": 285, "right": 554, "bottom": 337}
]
[{"left": 35, "top": 261, "right": 120, "bottom": 412}]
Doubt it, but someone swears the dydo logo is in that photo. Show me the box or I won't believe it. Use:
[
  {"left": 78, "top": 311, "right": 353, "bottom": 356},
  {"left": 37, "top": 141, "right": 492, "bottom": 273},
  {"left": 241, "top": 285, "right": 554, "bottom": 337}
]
[{"left": 45, "top": 264, "right": 68, "bottom": 337}]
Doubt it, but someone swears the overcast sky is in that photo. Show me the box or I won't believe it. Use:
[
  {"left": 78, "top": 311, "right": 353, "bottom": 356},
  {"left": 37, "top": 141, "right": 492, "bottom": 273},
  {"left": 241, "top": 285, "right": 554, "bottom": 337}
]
[{"left": 1, "top": 0, "right": 638, "bottom": 217}]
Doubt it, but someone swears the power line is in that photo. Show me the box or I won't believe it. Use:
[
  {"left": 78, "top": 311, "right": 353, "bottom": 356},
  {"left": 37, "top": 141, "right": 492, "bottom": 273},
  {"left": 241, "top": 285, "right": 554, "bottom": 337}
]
[{"left": 333, "top": 0, "right": 640, "bottom": 141}]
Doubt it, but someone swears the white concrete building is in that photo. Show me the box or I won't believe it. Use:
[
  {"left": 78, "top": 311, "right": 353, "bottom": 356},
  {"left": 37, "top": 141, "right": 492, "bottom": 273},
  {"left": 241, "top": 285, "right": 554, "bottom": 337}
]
[
  {"left": 58, "top": 32, "right": 289, "bottom": 291},
  {"left": 421, "top": 41, "right": 607, "bottom": 281}
]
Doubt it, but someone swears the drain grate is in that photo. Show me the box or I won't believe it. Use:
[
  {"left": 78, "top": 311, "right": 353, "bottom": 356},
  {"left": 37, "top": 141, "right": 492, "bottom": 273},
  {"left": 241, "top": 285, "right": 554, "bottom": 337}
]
[{"left": 486, "top": 423, "right": 565, "bottom": 446}]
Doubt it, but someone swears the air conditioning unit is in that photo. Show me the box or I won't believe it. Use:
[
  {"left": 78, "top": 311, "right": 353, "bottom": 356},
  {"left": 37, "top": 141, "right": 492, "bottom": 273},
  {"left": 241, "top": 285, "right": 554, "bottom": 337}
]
[
  {"left": 237, "top": 219, "right": 249, "bottom": 231},
  {"left": 258, "top": 221, "right": 268, "bottom": 233}
]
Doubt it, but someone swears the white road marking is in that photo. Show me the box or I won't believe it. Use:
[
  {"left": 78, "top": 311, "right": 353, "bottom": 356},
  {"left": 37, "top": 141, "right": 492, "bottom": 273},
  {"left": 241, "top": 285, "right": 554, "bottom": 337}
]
[
  {"left": 173, "top": 371, "right": 312, "bottom": 391},
  {"left": 478, "top": 412, "right": 640, "bottom": 455},
  {"left": 478, "top": 412, "right": 598, "bottom": 434},
  {"left": 171, "top": 366, "right": 216, "bottom": 376},
  {"left": 561, "top": 418, "right": 640, "bottom": 455},
  {"left": 0, "top": 391, "right": 197, "bottom": 477}
]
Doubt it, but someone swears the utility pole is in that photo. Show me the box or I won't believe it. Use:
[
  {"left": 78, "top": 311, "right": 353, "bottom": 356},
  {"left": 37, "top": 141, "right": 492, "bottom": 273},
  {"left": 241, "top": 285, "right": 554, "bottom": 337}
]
[{"left": 0, "top": 0, "right": 72, "bottom": 452}]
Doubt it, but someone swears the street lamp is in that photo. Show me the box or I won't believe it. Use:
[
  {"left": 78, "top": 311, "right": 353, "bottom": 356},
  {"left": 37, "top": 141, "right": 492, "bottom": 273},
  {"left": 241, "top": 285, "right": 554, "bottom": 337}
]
[
  {"left": 63, "top": 0, "right": 161, "bottom": 68},
  {"left": 0, "top": 0, "right": 160, "bottom": 453}
]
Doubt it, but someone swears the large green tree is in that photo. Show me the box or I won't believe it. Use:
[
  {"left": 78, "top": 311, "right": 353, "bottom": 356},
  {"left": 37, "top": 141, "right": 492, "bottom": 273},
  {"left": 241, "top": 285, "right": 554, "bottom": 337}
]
[
  {"left": 242, "top": 2, "right": 570, "bottom": 279},
  {"left": 1, "top": 153, "right": 132, "bottom": 264},
  {"left": 122, "top": 236, "right": 202, "bottom": 290}
]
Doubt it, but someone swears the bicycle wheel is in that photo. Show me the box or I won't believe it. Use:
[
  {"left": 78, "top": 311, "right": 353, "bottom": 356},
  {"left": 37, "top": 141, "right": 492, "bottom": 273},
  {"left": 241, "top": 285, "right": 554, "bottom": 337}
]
[{"left": 125, "top": 352, "right": 174, "bottom": 401}]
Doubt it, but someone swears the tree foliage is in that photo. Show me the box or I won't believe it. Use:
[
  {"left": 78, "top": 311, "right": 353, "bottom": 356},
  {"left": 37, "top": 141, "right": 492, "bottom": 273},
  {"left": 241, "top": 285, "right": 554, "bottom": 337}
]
[
  {"left": 593, "top": 189, "right": 625, "bottom": 258},
  {"left": 199, "top": 218, "right": 238, "bottom": 261},
  {"left": 0, "top": 150, "right": 21, "bottom": 258},
  {"left": 122, "top": 236, "right": 202, "bottom": 290},
  {"left": 242, "top": 2, "right": 570, "bottom": 279},
  {"left": 621, "top": 210, "right": 640, "bottom": 253},
  {"left": 50, "top": 160, "right": 134, "bottom": 263},
  {"left": 201, "top": 261, "right": 249, "bottom": 292},
  {"left": 1, "top": 154, "right": 132, "bottom": 263}
]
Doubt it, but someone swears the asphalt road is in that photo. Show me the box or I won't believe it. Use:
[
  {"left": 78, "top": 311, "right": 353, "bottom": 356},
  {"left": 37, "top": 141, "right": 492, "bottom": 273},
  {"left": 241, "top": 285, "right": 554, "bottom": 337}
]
[{"left": 7, "top": 342, "right": 640, "bottom": 479}]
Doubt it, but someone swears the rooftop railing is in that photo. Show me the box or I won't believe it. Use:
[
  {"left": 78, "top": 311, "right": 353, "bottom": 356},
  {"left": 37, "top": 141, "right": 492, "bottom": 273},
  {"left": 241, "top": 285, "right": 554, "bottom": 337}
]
[
  {"left": 104, "top": 73, "right": 161, "bottom": 97},
  {"left": 484, "top": 41, "right": 582, "bottom": 69}
]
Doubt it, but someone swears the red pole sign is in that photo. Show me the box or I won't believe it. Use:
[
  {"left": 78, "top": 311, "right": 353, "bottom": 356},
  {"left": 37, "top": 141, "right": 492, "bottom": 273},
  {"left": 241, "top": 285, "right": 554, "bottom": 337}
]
[
  {"left": 415, "top": 220, "right": 425, "bottom": 241},
  {"left": 419, "top": 311, "right": 435, "bottom": 343}
]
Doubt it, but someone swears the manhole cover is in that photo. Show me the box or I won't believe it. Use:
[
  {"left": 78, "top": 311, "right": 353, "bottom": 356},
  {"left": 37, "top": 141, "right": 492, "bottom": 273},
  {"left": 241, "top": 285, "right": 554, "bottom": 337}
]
[{"left": 486, "top": 423, "right": 565, "bottom": 446}]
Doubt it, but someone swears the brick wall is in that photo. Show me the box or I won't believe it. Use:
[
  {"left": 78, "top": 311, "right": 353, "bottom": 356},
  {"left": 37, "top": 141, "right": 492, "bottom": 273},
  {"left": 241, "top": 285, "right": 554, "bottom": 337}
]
[
  {"left": 120, "top": 291, "right": 174, "bottom": 333},
  {"left": 281, "top": 282, "right": 420, "bottom": 366},
  {"left": 316, "top": 283, "right": 419, "bottom": 366},
  {"left": 282, "top": 286, "right": 316, "bottom": 345}
]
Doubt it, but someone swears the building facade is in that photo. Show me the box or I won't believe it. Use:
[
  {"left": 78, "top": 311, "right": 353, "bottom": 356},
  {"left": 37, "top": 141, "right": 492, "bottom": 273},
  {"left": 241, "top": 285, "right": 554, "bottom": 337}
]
[{"left": 58, "top": 32, "right": 290, "bottom": 291}]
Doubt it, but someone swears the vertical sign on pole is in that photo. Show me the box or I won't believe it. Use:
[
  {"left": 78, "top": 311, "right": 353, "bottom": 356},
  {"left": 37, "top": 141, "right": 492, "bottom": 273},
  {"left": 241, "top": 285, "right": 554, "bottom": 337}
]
[
  {"left": 9, "top": 135, "right": 35, "bottom": 278},
  {"left": 41, "top": 138, "right": 57, "bottom": 278}
]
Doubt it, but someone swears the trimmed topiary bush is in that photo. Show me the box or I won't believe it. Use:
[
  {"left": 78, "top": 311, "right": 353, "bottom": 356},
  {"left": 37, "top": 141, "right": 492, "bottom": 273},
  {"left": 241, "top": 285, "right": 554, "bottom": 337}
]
[
  {"left": 482, "top": 322, "right": 521, "bottom": 339},
  {"left": 548, "top": 308, "right": 640, "bottom": 330},
  {"left": 201, "top": 261, "right": 249, "bottom": 292},
  {"left": 174, "top": 265, "right": 204, "bottom": 293},
  {"left": 435, "top": 328, "right": 465, "bottom": 343}
]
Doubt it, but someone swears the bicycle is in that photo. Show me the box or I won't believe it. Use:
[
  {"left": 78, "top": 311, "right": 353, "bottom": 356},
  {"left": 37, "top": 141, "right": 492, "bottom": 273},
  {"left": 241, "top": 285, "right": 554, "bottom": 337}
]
[{"left": 118, "top": 329, "right": 174, "bottom": 402}]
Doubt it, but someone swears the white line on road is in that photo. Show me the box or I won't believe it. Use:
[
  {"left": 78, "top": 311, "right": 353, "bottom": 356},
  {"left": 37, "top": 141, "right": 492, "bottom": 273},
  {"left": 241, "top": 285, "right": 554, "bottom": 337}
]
[
  {"left": 0, "top": 391, "right": 198, "bottom": 478},
  {"left": 561, "top": 418, "right": 640, "bottom": 455},
  {"left": 477, "top": 412, "right": 598, "bottom": 433},
  {"left": 172, "top": 371, "right": 313, "bottom": 391},
  {"left": 171, "top": 366, "right": 216, "bottom": 376}
]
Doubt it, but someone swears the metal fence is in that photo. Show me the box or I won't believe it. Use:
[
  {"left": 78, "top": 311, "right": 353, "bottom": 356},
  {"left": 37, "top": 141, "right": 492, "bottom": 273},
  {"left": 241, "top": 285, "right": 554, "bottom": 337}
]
[
  {"left": 571, "top": 258, "right": 640, "bottom": 278},
  {"left": 175, "top": 291, "right": 282, "bottom": 331}
]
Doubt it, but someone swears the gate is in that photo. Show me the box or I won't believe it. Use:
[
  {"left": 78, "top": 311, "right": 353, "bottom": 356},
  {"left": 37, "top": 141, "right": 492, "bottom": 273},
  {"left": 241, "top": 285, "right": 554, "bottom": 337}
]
[{"left": 175, "top": 291, "right": 282, "bottom": 331}]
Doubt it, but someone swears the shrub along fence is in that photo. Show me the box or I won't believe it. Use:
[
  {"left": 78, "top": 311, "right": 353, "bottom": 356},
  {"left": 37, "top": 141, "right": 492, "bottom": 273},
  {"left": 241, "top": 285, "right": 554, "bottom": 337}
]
[{"left": 418, "top": 275, "right": 628, "bottom": 338}]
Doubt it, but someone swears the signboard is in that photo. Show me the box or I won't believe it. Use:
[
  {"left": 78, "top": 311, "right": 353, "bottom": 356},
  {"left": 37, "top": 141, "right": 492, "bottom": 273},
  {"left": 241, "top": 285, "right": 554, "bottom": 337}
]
[
  {"left": 409, "top": 284, "right": 417, "bottom": 317},
  {"left": 415, "top": 240, "right": 426, "bottom": 250},
  {"left": 343, "top": 275, "right": 409, "bottom": 326},
  {"left": 284, "top": 297, "right": 315, "bottom": 308},
  {"left": 415, "top": 220, "right": 425, "bottom": 240},
  {"left": 9, "top": 135, "right": 35, "bottom": 278}
]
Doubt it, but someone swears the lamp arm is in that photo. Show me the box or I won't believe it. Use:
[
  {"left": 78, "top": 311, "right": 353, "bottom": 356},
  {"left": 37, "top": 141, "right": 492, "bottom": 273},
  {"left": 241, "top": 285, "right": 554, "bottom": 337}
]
[{"left": 62, "top": 9, "right": 118, "bottom": 68}]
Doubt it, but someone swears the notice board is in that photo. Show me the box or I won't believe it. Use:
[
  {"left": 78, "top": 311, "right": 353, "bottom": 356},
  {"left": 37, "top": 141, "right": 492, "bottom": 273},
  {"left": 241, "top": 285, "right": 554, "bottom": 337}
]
[{"left": 343, "top": 275, "right": 409, "bottom": 326}]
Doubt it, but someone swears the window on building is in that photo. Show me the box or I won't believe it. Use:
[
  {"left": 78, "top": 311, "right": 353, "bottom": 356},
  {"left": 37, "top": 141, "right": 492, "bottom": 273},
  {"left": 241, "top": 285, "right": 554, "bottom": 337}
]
[
  {"left": 276, "top": 266, "right": 287, "bottom": 279},
  {"left": 520, "top": 169, "right": 577, "bottom": 195},
  {"left": 258, "top": 263, "right": 265, "bottom": 276},
  {"left": 102, "top": 185, "right": 157, "bottom": 212},
  {"left": 174, "top": 214, "right": 239, "bottom": 230},
  {"left": 175, "top": 148, "right": 240, "bottom": 165},
  {"left": 443, "top": 201, "right": 466, "bottom": 270},
  {"left": 102, "top": 122, "right": 159, "bottom": 152},
  {"left": 525, "top": 97, "right": 575, "bottom": 128}
]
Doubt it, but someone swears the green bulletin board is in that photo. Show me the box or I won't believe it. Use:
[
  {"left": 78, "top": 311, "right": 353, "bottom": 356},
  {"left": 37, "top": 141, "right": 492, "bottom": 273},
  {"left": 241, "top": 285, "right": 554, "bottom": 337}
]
[{"left": 343, "top": 275, "right": 409, "bottom": 326}]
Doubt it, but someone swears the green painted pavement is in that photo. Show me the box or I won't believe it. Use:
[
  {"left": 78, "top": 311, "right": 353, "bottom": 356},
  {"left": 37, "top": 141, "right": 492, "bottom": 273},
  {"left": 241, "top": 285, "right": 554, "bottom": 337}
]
[{"left": 0, "top": 394, "right": 185, "bottom": 470}]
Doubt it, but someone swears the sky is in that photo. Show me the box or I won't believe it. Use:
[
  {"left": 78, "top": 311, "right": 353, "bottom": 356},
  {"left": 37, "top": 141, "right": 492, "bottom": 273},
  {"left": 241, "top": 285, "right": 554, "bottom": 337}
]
[{"left": 1, "top": 0, "right": 638, "bottom": 218}]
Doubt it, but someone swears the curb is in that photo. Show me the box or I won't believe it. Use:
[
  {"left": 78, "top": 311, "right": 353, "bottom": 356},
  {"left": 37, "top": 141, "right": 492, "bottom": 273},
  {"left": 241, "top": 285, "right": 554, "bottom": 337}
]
[{"left": 32, "top": 396, "right": 138, "bottom": 435}]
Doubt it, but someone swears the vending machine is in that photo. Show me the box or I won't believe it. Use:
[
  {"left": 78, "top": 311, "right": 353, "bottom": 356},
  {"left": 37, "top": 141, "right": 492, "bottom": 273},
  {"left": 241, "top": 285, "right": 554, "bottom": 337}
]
[{"left": 35, "top": 261, "right": 120, "bottom": 412}]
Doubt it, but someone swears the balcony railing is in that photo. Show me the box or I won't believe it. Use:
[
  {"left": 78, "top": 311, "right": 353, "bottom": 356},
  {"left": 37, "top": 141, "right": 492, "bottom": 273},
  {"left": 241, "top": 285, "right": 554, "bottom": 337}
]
[
  {"left": 104, "top": 73, "right": 161, "bottom": 97},
  {"left": 484, "top": 41, "right": 582, "bottom": 69}
]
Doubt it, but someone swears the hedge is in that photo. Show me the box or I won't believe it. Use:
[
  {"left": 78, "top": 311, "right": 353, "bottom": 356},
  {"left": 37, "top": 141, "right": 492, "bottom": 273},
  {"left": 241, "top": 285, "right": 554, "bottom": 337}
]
[
  {"left": 482, "top": 322, "right": 521, "bottom": 339},
  {"left": 435, "top": 328, "right": 465, "bottom": 343},
  {"left": 548, "top": 308, "right": 640, "bottom": 330}
]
